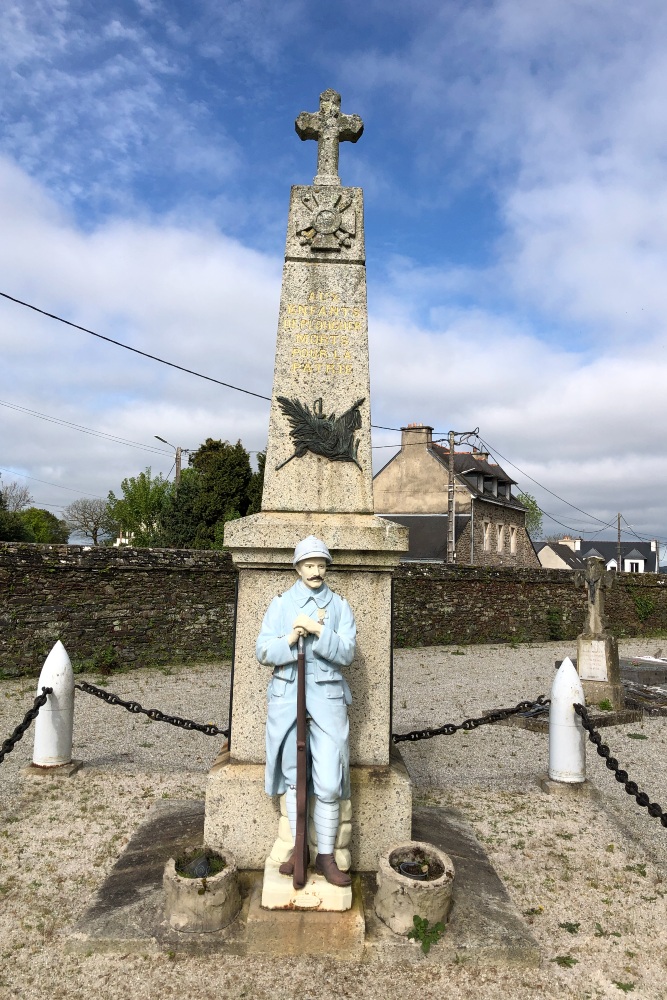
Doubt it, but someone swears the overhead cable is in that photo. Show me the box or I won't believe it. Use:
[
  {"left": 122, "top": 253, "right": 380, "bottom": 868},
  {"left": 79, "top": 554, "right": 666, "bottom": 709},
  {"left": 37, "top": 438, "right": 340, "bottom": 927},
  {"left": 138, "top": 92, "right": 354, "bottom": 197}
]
[
  {"left": 0, "top": 399, "right": 172, "bottom": 456},
  {"left": 0, "top": 291, "right": 272, "bottom": 403},
  {"left": 0, "top": 467, "right": 105, "bottom": 499}
]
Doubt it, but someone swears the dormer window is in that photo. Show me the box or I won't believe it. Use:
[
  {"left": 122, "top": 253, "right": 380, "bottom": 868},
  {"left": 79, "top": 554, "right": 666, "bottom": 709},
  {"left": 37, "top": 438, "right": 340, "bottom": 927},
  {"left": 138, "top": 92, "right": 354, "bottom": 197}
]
[{"left": 483, "top": 477, "right": 496, "bottom": 495}]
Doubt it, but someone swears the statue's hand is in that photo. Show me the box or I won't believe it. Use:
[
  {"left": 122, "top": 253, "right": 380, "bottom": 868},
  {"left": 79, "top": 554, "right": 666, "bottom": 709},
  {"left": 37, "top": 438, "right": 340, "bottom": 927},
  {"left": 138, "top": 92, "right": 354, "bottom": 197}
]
[
  {"left": 293, "top": 613, "right": 323, "bottom": 638},
  {"left": 287, "top": 626, "right": 308, "bottom": 646}
]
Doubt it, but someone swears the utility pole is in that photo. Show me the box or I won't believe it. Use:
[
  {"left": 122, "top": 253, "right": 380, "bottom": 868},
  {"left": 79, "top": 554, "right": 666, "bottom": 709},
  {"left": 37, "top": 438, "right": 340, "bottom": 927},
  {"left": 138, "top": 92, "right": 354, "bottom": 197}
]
[
  {"left": 155, "top": 436, "right": 188, "bottom": 488},
  {"left": 446, "top": 427, "right": 479, "bottom": 564},
  {"left": 617, "top": 512, "right": 622, "bottom": 573}
]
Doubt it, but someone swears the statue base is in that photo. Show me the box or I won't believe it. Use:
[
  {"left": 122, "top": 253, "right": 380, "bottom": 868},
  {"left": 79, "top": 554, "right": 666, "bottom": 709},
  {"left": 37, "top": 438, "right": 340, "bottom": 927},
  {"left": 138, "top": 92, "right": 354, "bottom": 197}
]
[
  {"left": 204, "top": 746, "right": 412, "bottom": 872},
  {"left": 577, "top": 635, "right": 623, "bottom": 710},
  {"left": 261, "top": 858, "right": 352, "bottom": 911}
]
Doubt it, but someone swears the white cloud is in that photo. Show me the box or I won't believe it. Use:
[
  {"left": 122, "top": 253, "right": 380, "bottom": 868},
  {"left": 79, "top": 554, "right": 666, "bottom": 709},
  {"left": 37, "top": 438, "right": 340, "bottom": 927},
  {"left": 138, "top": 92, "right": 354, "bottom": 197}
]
[{"left": 0, "top": 157, "right": 278, "bottom": 507}]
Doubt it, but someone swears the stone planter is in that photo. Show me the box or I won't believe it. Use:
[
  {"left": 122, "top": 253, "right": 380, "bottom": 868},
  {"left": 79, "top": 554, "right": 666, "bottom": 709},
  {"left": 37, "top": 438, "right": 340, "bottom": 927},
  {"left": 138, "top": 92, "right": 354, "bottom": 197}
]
[
  {"left": 374, "top": 840, "right": 455, "bottom": 935},
  {"left": 163, "top": 849, "right": 241, "bottom": 933}
]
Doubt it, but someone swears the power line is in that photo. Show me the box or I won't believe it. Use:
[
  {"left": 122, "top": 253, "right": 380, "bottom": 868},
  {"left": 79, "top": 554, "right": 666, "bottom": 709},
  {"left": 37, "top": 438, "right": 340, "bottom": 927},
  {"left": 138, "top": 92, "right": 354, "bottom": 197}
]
[
  {"left": 0, "top": 399, "right": 172, "bottom": 456},
  {"left": 0, "top": 467, "right": 105, "bottom": 499},
  {"left": 0, "top": 291, "right": 407, "bottom": 432},
  {"left": 476, "top": 434, "right": 612, "bottom": 526},
  {"left": 0, "top": 291, "right": 272, "bottom": 403}
]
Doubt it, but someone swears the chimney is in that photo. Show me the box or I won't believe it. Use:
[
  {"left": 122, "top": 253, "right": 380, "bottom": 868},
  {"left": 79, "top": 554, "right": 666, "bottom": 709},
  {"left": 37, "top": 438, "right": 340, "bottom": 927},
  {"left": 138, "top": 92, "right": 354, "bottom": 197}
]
[
  {"left": 472, "top": 446, "right": 489, "bottom": 462},
  {"left": 401, "top": 423, "right": 433, "bottom": 450}
]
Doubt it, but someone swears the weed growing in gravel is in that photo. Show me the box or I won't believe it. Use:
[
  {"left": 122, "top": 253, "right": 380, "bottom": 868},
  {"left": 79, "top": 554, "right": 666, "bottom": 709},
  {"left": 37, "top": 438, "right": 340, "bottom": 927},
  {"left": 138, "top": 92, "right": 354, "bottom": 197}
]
[
  {"left": 625, "top": 863, "right": 647, "bottom": 877},
  {"left": 612, "top": 982, "right": 635, "bottom": 993},
  {"left": 407, "top": 915, "right": 445, "bottom": 954},
  {"left": 594, "top": 922, "right": 621, "bottom": 938},
  {"left": 551, "top": 955, "right": 578, "bottom": 968},
  {"left": 559, "top": 921, "right": 580, "bottom": 934}
]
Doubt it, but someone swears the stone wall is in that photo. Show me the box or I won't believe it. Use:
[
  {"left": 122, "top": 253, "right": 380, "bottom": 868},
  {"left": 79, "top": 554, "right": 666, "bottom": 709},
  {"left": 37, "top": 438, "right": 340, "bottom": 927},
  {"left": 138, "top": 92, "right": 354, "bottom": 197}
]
[
  {"left": 0, "top": 544, "right": 236, "bottom": 678},
  {"left": 2, "top": 544, "right": 667, "bottom": 678},
  {"left": 392, "top": 563, "right": 667, "bottom": 647}
]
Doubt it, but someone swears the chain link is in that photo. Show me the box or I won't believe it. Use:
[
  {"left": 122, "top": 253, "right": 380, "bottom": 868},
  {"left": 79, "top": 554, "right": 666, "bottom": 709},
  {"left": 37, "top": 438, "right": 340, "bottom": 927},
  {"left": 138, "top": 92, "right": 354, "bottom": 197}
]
[
  {"left": 392, "top": 695, "right": 550, "bottom": 744},
  {"left": 74, "top": 681, "right": 229, "bottom": 738},
  {"left": 0, "top": 687, "right": 53, "bottom": 765},
  {"left": 574, "top": 703, "right": 667, "bottom": 827}
]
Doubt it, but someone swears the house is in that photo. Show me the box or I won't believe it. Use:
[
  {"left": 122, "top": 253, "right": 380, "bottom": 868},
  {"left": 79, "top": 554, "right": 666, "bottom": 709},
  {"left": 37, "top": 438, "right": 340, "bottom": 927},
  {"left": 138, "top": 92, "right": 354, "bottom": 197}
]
[
  {"left": 536, "top": 536, "right": 660, "bottom": 573},
  {"left": 373, "top": 423, "right": 540, "bottom": 567}
]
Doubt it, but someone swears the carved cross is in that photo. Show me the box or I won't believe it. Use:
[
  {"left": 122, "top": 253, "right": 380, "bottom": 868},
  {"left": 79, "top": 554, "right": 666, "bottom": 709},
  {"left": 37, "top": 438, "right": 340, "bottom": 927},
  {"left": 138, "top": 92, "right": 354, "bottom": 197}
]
[
  {"left": 574, "top": 556, "right": 615, "bottom": 636},
  {"left": 296, "top": 89, "right": 364, "bottom": 186}
]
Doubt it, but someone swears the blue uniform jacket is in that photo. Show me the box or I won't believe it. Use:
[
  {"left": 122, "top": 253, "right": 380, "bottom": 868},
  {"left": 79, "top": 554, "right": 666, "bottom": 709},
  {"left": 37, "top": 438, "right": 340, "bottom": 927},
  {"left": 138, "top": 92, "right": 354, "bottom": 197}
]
[{"left": 256, "top": 579, "right": 356, "bottom": 796}]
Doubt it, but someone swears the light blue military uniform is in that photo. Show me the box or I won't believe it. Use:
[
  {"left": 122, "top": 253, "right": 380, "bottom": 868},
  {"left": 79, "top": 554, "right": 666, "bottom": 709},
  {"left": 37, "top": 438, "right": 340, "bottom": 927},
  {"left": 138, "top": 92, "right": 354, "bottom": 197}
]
[{"left": 256, "top": 578, "right": 356, "bottom": 799}]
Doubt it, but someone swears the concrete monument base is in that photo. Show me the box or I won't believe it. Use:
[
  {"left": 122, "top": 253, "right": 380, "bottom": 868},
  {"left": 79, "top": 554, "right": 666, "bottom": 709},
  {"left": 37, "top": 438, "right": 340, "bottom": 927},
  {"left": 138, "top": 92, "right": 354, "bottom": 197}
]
[
  {"left": 205, "top": 746, "right": 412, "bottom": 872},
  {"left": 260, "top": 858, "right": 352, "bottom": 911},
  {"left": 577, "top": 634, "right": 623, "bottom": 710}
]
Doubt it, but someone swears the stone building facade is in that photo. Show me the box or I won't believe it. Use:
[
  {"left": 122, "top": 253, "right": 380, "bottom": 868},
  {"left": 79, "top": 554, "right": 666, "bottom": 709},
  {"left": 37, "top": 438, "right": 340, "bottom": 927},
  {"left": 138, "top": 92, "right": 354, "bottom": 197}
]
[{"left": 373, "top": 424, "right": 540, "bottom": 568}]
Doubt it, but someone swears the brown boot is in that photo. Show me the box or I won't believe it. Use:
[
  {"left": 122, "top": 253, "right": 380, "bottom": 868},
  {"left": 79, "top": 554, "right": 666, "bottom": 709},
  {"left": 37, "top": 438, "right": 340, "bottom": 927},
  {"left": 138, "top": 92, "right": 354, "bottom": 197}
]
[
  {"left": 279, "top": 846, "right": 309, "bottom": 877},
  {"left": 315, "top": 853, "right": 352, "bottom": 887}
]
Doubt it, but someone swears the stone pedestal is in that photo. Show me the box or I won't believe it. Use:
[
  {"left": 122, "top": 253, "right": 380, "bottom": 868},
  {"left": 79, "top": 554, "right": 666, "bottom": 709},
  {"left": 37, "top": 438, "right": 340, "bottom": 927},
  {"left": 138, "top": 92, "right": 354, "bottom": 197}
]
[
  {"left": 205, "top": 746, "right": 412, "bottom": 872},
  {"left": 577, "top": 634, "right": 623, "bottom": 710}
]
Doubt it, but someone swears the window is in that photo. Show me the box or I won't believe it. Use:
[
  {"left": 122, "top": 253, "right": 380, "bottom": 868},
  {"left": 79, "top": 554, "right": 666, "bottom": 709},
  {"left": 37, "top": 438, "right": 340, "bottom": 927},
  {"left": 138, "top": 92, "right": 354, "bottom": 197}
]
[
  {"left": 496, "top": 524, "right": 504, "bottom": 552},
  {"left": 629, "top": 561, "right": 640, "bottom": 573},
  {"left": 483, "top": 522, "right": 491, "bottom": 551},
  {"left": 510, "top": 526, "right": 517, "bottom": 554}
]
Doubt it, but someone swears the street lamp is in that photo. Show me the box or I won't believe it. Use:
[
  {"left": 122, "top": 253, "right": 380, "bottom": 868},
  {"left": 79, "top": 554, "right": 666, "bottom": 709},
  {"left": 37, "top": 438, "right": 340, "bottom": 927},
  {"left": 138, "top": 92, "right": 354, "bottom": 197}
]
[{"left": 155, "top": 436, "right": 186, "bottom": 486}]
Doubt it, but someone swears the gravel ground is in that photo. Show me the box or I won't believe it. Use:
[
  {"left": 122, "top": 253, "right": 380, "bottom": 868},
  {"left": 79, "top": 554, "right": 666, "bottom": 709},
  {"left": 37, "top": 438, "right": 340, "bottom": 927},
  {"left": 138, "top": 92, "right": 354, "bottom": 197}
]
[{"left": 1, "top": 640, "right": 666, "bottom": 1000}]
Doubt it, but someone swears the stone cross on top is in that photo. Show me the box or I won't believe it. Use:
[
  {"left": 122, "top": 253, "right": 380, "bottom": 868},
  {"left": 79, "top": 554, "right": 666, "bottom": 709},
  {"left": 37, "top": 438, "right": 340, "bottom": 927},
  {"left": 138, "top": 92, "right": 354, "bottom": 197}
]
[
  {"left": 296, "top": 89, "right": 364, "bottom": 186},
  {"left": 574, "top": 555, "right": 616, "bottom": 637}
]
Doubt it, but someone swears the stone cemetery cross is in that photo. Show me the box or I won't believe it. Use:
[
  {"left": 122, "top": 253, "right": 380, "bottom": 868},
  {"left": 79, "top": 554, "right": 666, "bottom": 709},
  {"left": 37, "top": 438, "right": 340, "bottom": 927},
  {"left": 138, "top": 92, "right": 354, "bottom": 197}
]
[
  {"left": 296, "top": 89, "right": 364, "bottom": 186},
  {"left": 574, "top": 556, "right": 615, "bottom": 636},
  {"left": 573, "top": 555, "right": 623, "bottom": 710}
]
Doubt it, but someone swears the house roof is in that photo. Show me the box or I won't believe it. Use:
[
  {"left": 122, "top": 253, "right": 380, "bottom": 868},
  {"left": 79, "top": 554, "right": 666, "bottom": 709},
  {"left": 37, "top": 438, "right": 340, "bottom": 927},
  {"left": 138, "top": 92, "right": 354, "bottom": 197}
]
[
  {"left": 578, "top": 540, "right": 657, "bottom": 570},
  {"left": 377, "top": 514, "right": 468, "bottom": 561},
  {"left": 539, "top": 539, "right": 659, "bottom": 572},
  {"left": 535, "top": 542, "right": 587, "bottom": 570},
  {"left": 430, "top": 444, "right": 525, "bottom": 511}
]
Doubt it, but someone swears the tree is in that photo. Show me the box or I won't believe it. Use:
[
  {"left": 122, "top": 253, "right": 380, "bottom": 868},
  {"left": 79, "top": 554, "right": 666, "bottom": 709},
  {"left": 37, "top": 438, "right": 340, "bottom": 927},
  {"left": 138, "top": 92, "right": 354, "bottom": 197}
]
[
  {"left": 0, "top": 490, "right": 33, "bottom": 541},
  {"left": 63, "top": 498, "right": 117, "bottom": 545},
  {"left": 160, "top": 467, "right": 201, "bottom": 549},
  {"left": 159, "top": 439, "right": 263, "bottom": 549},
  {"left": 107, "top": 468, "right": 171, "bottom": 547},
  {"left": 516, "top": 492, "right": 543, "bottom": 539},
  {"left": 0, "top": 479, "right": 33, "bottom": 512},
  {"left": 19, "top": 507, "right": 69, "bottom": 543},
  {"left": 246, "top": 450, "right": 266, "bottom": 516}
]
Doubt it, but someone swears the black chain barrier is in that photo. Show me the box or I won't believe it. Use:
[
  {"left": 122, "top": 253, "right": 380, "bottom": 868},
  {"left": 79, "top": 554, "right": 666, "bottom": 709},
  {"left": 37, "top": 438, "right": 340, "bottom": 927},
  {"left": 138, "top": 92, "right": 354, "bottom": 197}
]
[
  {"left": 574, "top": 703, "right": 667, "bottom": 828},
  {"left": 392, "top": 695, "right": 550, "bottom": 744},
  {"left": 0, "top": 687, "right": 53, "bottom": 765},
  {"left": 74, "top": 681, "right": 229, "bottom": 738}
]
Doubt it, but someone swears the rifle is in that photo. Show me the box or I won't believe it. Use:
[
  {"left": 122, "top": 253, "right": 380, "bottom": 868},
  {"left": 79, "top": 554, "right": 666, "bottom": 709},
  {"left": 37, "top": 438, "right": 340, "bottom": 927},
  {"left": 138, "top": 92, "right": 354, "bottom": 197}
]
[{"left": 293, "top": 634, "right": 309, "bottom": 889}]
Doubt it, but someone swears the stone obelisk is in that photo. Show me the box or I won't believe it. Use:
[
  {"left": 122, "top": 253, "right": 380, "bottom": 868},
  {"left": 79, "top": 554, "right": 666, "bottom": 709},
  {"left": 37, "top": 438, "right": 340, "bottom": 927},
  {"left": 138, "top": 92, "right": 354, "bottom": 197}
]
[{"left": 205, "top": 90, "right": 410, "bottom": 875}]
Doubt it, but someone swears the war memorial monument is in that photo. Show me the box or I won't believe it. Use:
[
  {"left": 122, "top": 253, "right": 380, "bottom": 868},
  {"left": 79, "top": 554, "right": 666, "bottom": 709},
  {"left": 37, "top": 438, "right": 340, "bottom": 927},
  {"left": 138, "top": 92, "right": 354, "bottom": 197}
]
[{"left": 204, "top": 89, "right": 412, "bottom": 908}]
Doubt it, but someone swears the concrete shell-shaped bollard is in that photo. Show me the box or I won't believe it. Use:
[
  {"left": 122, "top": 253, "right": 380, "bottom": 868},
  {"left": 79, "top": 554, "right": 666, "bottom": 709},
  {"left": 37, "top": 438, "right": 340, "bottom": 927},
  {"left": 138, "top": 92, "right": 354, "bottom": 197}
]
[
  {"left": 163, "top": 850, "right": 241, "bottom": 933},
  {"left": 374, "top": 841, "right": 455, "bottom": 936},
  {"left": 33, "top": 640, "right": 74, "bottom": 768},
  {"left": 549, "top": 656, "right": 586, "bottom": 783}
]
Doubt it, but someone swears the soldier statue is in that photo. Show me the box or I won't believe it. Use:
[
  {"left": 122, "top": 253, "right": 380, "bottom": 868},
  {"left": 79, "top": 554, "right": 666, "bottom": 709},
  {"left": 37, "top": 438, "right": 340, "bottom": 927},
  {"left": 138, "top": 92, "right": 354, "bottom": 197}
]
[{"left": 256, "top": 535, "right": 355, "bottom": 887}]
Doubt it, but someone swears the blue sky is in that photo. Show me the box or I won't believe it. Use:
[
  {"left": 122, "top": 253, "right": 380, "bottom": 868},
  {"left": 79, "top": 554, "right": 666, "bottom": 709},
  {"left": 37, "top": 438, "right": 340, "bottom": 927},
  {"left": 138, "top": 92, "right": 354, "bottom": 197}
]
[{"left": 1, "top": 0, "right": 667, "bottom": 552}]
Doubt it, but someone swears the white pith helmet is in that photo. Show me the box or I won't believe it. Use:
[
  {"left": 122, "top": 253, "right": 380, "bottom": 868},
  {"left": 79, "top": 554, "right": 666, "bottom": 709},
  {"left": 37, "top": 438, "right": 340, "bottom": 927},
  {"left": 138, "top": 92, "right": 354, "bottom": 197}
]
[{"left": 293, "top": 535, "right": 332, "bottom": 567}]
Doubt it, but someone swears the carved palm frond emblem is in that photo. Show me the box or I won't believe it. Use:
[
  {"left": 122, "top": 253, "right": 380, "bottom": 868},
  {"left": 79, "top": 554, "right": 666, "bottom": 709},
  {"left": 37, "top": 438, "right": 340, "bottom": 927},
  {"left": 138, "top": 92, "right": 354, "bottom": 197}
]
[{"left": 275, "top": 396, "right": 365, "bottom": 471}]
